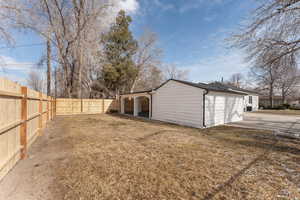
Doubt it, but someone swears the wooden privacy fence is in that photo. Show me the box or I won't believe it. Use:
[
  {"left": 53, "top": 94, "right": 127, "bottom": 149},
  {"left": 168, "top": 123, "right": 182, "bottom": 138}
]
[
  {"left": 0, "top": 77, "right": 119, "bottom": 181},
  {"left": 0, "top": 78, "right": 55, "bottom": 181},
  {"left": 56, "top": 98, "right": 118, "bottom": 115}
]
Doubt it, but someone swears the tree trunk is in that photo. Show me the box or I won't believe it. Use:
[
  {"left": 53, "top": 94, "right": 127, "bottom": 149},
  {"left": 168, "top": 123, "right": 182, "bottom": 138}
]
[
  {"left": 269, "top": 82, "right": 273, "bottom": 108},
  {"left": 47, "top": 39, "right": 51, "bottom": 96},
  {"left": 282, "top": 87, "right": 286, "bottom": 104},
  {"left": 130, "top": 78, "right": 138, "bottom": 93}
]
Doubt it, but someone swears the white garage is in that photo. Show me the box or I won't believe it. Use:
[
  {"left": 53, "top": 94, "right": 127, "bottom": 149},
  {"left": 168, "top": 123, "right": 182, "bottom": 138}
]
[
  {"left": 120, "top": 79, "right": 246, "bottom": 128},
  {"left": 208, "top": 82, "right": 260, "bottom": 112}
]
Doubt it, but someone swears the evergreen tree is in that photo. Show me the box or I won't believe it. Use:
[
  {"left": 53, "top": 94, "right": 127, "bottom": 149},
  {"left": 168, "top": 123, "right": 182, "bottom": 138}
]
[{"left": 102, "top": 10, "right": 138, "bottom": 96}]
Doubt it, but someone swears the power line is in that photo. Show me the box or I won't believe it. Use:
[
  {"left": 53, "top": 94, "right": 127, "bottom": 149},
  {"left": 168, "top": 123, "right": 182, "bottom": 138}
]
[
  {"left": 0, "top": 42, "right": 46, "bottom": 49},
  {"left": 0, "top": 64, "right": 36, "bottom": 66}
]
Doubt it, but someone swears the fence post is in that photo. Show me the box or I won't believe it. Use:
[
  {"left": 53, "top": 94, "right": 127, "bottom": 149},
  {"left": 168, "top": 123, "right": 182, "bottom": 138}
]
[
  {"left": 54, "top": 98, "right": 56, "bottom": 117},
  {"left": 81, "top": 98, "right": 83, "bottom": 113},
  {"left": 20, "top": 87, "right": 28, "bottom": 159},
  {"left": 50, "top": 97, "right": 53, "bottom": 120},
  {"left": 39, "top": 93, "right": 43, "bottom": 134},
  {"left": 102, "top": 99, "right": 105, "bottom": 113},
  {"left": 47, "top": 97, "right": 49, "bottom": 121}
]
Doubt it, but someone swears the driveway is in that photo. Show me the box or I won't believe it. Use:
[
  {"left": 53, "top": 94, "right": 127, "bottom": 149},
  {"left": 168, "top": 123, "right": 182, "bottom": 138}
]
[{"left": 229, "top": 112, "right": 300, "bottom": 136}]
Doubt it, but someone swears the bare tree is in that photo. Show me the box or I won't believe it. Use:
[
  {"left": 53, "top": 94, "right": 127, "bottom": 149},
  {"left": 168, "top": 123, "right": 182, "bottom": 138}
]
[
  {"left": 276, "top": 56, "right": 299, "bottom": 103},
  {"left": 233, "top": 0, "right": 300, "bottom": 65},
  {"left": 132, "top": 65, "right": 164, "bottom": 91},
  {"left": 250, "top": 47, "right": 289, "bottom": 107},
  {"left": 0, "top": 2, "right": 16, "bottom": 45},
  {"left": 0, "top": 0, "right": 112, "bottom": 98},
  {"left": 163, "top": 64, "right": 189, "bottom": 80},
  {"left": 27, "top": 70, "right": 44, "bottom": 92},
  {"left": 227, "top": 73, "right": 244, "bottom": 88},
  {"left": 46, "top": 39, "right": 51, "bottom": 96},
  {"left": 232, "top": 0, "right": 300, "bottom": 107},
  {"left": 131, "top": 29, "right": 163, "bottom": 92}
]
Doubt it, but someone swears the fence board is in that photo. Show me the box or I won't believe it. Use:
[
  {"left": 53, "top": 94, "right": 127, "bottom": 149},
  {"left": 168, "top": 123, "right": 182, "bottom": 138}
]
[
  {"left": 0, "top": 77, "right": 53, "bottom": 181},
  {"left": 56, "top": 98, "right": 118, "bottom": 115}
]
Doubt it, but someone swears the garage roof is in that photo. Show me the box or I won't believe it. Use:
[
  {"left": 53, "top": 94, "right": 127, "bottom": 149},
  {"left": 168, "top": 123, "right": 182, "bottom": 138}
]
[
  {"left": 208, "top": 82, "right": 260, "bottom": 95},
  {"left": 121, "top": 79, "right": 247, "bottom": 95},
  {"left": 157, "top": 79, "right": 247, "bottom": 95}
]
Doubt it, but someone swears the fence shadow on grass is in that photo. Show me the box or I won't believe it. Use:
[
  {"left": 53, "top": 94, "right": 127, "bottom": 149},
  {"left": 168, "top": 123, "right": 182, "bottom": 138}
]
[{"left": 202, "top": 148, "right": 272, "bottom": 200}]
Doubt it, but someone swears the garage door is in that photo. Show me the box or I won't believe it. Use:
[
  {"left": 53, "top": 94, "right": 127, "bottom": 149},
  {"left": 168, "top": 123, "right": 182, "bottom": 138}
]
[{"left": 205, "top": 92, "right": 244, "bottom": 127}]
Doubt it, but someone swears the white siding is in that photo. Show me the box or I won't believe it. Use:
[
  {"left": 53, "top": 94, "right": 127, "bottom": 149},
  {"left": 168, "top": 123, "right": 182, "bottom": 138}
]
[
  {"left": 205, "top": 92, "right": 244, "bottom": 127},
  {"left": 152, "top": 80, "right": 204, "bottom": 128},
  {"left": 252, "top": 96, "right": 259, "bottom": 111},
  {"left": 244, "top": 95, "right": 259, "bottom": 111}
]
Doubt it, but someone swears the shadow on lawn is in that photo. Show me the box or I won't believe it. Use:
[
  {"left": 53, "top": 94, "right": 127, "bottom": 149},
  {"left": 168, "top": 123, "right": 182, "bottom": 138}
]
[
  {"left": 203, "top": 128, "right": 300, "bottom": 155},
  {"left": 202, "top": 145, "right": 274, "bottom": 200},
  {"left": 203, "top": 133, "right": 299, "bottom": 199},
  {"left": 107, "top": 113, "right": 300, "bottom": 199},
  {"left": 109, "top": 113, "right": 300, "bottom": 155}
]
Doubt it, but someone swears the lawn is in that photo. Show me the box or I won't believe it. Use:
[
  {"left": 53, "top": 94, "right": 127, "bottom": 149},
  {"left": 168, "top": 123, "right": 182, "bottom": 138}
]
[
  {"left": 48, "top": 114, "right": 300, "bottom": 200},
  {"left": 255, "top": 109, "right": 300, "bottom": 116}
]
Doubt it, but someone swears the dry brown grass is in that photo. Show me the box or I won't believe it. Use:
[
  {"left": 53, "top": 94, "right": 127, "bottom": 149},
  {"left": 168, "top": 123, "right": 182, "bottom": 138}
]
[
  {"left": 255, "top": 109, "right": 300, "bottom": 116},
  {"left": 51, "top": 114, "right": 300, "bottom": 200}
]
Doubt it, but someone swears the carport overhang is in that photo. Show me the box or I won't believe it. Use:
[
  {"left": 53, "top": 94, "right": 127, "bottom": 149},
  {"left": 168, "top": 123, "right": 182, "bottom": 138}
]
[{"left": 120, "top": 90, "right": 154, "bottom": 118}]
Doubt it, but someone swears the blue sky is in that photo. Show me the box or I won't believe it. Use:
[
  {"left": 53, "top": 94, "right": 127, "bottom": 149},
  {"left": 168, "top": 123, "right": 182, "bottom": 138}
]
[{"left": 0, "top": 0, "right": 258, "bottom": 85}]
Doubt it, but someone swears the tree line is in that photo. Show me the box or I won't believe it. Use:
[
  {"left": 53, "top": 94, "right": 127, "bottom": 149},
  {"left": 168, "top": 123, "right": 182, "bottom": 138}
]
[
  {"left": 0, "top": 0, "right": 299, "bottom": 105},
  {"left": 0, "top": 0, "right": 188, "bottom": 98},
  {"left": 232, "top": 0, "right": 300, "bottom": 107}
]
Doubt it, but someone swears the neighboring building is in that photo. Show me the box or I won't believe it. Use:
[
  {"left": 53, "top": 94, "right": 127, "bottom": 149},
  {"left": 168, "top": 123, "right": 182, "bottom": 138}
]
[
  {"left": 259, "top": 96, "right": 284, "bottom": 108},
  {"left": 207, "top": 82, "right": 260, "bottom": 112},
  {"left": 120, "top": 79, "right": 247, "bottom": 128},
  {"left": 259, "top": 96, "right": 300, "bottom": 108},
  {"left": 289, "top": 99, "right": 300, "bottom": 107}
]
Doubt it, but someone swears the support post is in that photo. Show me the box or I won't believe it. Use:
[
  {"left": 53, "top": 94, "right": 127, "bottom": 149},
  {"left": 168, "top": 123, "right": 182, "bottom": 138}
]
[
  {"left": 120, "top": 97, "right": 124, "bottom": 114},
  {"left": 133, "top": 97, "right": 138, "bottom": 116},
  {"left": 149, "top": 95, "right": 152, "bottom": 119},
  {"left": 20, "top": 87, "right": 27, "bottom": 159}
]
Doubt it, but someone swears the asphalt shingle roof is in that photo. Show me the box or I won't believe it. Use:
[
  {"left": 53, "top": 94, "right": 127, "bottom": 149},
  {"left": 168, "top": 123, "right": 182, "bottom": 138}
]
[
  {"left": 207, "top": 82, "right": 260, "bottom": 95},
  {"left": 169, "top": 79, "right": 247, "bottom": 95},
  {"left": 121, "top": 79, "right": 250, "bottom": 95}
]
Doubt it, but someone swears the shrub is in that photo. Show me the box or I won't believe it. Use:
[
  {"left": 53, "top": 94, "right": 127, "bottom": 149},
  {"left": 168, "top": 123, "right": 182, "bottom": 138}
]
[
  {"left": 282, "top": 103, "right": 290, "bottom": 109},
  {"left": 109, "top": 109, "right": 119, "bottom": 113}
]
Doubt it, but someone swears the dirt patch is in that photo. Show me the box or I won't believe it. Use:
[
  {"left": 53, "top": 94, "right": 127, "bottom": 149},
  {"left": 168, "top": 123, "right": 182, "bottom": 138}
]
[{"left": 0, "top": 114, "right": 299, "bottom": 200}]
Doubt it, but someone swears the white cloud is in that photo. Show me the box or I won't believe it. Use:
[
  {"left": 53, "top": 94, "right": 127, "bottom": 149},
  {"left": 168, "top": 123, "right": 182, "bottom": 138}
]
[
  {"left": 119, "top": 0, "right": 139, "bottom": 14},
  {"left": 181, "top": 49, "right": 250, "bottom": 83},
  {"left": 101, "top": 0, "right": 140, "bottom": 30},
  {"left": 0, "top": 55, "right": 37, "bottom": 85},
  {"left": 203, "top": 15, "right": 217, "bottom": 22},
  {"left": 0, "top": 55, "right": 35, "bottom": 71},
  {"left": 153, "top": 0, "right": 175, "bottom": 11},
  {"left": 179, "top": 0, "right": 225, "bottom": 13}
]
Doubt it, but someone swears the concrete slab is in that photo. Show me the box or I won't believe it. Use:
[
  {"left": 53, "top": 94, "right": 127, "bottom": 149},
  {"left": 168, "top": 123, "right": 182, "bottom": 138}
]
[{"left": 229, "top": 112, "right": 300, "bottom": 137}]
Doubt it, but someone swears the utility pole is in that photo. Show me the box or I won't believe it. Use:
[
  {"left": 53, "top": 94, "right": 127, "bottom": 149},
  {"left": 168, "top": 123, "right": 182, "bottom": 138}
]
[{"left": 47, "top": 39, "right": 51, "bottom": 96}]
